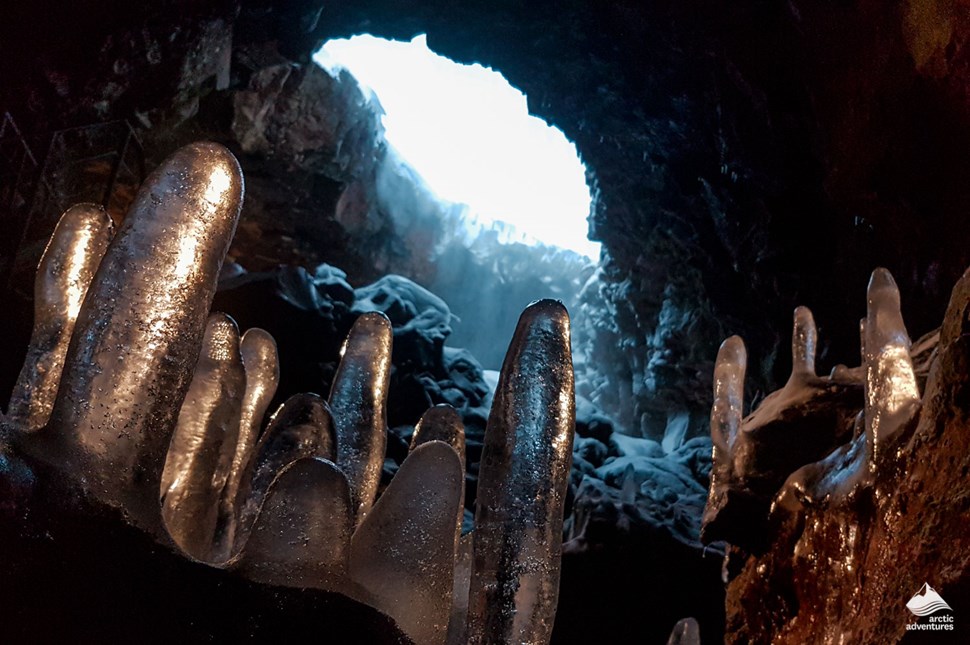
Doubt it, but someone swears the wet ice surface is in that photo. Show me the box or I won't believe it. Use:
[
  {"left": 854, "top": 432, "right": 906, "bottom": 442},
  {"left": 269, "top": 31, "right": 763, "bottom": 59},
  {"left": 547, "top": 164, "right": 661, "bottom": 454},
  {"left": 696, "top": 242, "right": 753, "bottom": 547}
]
[
  {"left": 467, "top": 300, "right": 575, "bottom": 645},
  {"left": 229, "top": 392, "right": 336, "bottom": 557},
  {"left": 161, "top": 313, "right": 244, "bottom": 560},
  {"left": 35, "top": 142, "right": 244, "bottom": 533},
  {"left": 350, "top": 441, "right": 463, "bottom": 645},
  {"left": 708, "top": 267, "right": 970, "bottom": 645},
  {"left": 330, "top": 312, "right": 392, "bottom": 524},
  {"left": 8, "top": 203, "right": 114, "bottom": 432},
  {"left": 216, "top": 327, "right": 279, "bottom": 557},
  {"left": 666, "top": 617, "right": 701, "bottom": 645},
  {"left": 238, "top": 457, "right": 353, "bottom": 590}
]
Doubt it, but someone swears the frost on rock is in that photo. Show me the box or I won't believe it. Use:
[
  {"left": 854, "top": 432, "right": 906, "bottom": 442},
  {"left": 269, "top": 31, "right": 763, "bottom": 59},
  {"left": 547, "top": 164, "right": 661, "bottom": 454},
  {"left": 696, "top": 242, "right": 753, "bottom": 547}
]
[
  {"left": 35, "top": 142, "right": 243, "bottom": 533},
  {"left": 349, "top": 440, "right": 464, "bottom": 645},
  {"left": 237, "top": 457, "right": 353, "bottom": 591},
  {"left": 161, "top": 313, "right": 245, "bottom": 560},
  {"left": 467, "top": 299, "right": 575, "bottom": 645},
  {"left": 8, "top": 203, "right": 114, "bottom": 432},
  {"left": 330, "top": 312, "right": 392, "bottom": 524}
]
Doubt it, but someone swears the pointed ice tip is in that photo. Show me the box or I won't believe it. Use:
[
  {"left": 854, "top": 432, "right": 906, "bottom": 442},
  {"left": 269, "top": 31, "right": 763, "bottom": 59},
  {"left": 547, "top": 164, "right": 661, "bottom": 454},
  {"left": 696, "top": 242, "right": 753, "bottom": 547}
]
[
  {"left": 523, "top": 298, "right": 570, "bottom": 323},
  {"left": 412, "top": 404, "right": 466, "bottom": 464},
  {"left": 716, "top": 335, "right": 746, "bottom": 367},
  {"left": 241, "top": 327, "right": 278, "bottom": 365},
  {"left": 358, "top": 310, "right": 393, "bottom": 330},
  {"left": 867, "top": 267, "right": 900, "bottom": 303},
  {"left": 510, "top": 299, "right": 571, "bottom": 350},
  {"left": 666, "top": 617, "right": 701, "bottom": 645}
]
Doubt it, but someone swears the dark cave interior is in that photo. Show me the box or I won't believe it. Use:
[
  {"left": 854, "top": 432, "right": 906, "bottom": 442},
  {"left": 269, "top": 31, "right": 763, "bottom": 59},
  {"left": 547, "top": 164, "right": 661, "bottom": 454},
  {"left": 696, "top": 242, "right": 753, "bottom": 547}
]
[{"left": 2, "top": 1, "right": 970, "bottom": 644}]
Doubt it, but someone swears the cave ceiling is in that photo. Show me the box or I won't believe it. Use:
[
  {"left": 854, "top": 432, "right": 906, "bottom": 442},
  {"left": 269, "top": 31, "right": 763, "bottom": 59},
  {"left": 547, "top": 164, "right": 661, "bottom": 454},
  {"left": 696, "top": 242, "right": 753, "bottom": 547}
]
[{"left": 3, "top": 0, "right": 970, "bottom": 421}]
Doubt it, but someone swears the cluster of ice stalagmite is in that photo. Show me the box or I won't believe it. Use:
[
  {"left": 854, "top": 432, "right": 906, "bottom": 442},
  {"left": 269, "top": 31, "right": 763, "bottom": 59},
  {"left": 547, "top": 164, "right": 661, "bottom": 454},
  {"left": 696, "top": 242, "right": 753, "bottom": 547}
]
[
  {"left": 705, "top": 269, "right": 920, "bottom": 522},
  {"left": 772, "top": 269, "right": 920, "bottom": 509},
  {"left": 703, "top": 266, "right": 947, "bottom": 644},
  {"left": 3, "top": 141, "right": 576, "bottom": 645}
]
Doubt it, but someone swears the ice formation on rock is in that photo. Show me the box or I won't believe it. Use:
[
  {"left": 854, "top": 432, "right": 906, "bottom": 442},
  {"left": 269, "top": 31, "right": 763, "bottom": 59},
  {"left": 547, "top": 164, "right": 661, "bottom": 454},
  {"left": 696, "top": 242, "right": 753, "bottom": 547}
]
[
  {"left": 467, "top": 299, "right": 575, "bottom": 645},
  {"left": 707, "top": 267, "right": 970, "bottom": 644},
  {"left": 218, "top": 326, "right": 279, "bottom": 554},
  {"left": 237, "top": 456, "right": 354, "bottom": 590},
  {"left": 2, "top": 141, "right": 579, "bottom": 645},
  {"left": 861, "top": 268, "right": 920, "bottom": 469},
  {"left": 7, "top": 203, "right": 114, "bottom": 432},
  {"left": 702, "top": 336, "right": 745, "bottom": 535},
  {"left": 702, "top": 306, "right": 862, "bottom": 550},
  {"left": 666, "top": 617, "right": 701, "bottom": 645},
  {"left": 236, "top": 392, "right": 335, "bottom": 536}
]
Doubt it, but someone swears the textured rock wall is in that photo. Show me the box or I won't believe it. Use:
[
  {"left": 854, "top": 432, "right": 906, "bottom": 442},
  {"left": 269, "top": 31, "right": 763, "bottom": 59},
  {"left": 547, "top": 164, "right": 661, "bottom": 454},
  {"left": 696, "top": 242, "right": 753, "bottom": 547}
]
[{"left": 7, "top": 1, "right": 970, "bottom": 440}]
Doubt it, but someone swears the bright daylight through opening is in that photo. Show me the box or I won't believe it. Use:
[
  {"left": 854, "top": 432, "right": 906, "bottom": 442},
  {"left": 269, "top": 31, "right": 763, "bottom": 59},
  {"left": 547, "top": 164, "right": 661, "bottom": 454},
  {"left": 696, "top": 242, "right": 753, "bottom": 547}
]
[{"left": 314, "top": 34, "right": 598, "bottom": 259}]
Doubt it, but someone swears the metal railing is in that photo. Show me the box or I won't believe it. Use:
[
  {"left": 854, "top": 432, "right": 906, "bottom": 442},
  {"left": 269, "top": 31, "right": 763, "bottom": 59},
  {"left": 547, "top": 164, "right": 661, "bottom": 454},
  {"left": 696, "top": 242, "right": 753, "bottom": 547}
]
[{"left": 0, "top": 114, "right": 145, "bottom": 292}]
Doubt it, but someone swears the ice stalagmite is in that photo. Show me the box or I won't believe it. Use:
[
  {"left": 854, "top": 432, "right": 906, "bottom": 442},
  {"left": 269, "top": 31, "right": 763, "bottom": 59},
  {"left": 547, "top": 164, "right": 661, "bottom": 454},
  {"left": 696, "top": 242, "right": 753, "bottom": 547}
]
[
  {"left": 447, "top": 533, "right": 474, "bottom": 645},
  {"left": 215, "top": 327, "right": 278, "bottom": 557},
  {"left": 467, "top": 299, "right": 575, "bottom": 645},
  {"left": 412, "top": 403, "right": 466, "bottom": 537},
  {"left": 703, "top": 336, "right": 746, "bottom": 524},
  {"left": 160, "top": 313, "right": 244, "bottom": 560},
  {"left": 7, "top": 204, "right": 114, "bottom": 431},
  {"left": 863, "top": 268, "right": 919, "bottom": 467},
  {"left": 41, "top": 142, "right": 243, "bottom": 531},
  {"left": 349, "top": 440, "right": 464, "bottom": 645},
  {"left": 788, "top": 306, "right": 817, "bottom": 383},
  {"left": 666, "top": 617, "right": 701, "bottom": 645},
  {"left": 329, "top": 312, "right": 392, "bottom": 523},
  {"left": 237, "top": 457, "right": 353, "bottom": 590},
  {"left": 236, "top": 393, "right": 335, "bottom": 536},
  {"left": 411, "top": 404, "right": 466, "bottom": 463}
]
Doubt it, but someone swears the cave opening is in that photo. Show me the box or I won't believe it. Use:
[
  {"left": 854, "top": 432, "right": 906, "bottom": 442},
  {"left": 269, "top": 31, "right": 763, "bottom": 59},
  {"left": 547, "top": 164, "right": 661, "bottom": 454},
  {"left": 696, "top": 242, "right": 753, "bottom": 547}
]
[
  {"left": 312, "top": 34, "right": 599, "bottom": 370},
  {"left": 314, "top": 34, "right": 598, "bottom": 259}
]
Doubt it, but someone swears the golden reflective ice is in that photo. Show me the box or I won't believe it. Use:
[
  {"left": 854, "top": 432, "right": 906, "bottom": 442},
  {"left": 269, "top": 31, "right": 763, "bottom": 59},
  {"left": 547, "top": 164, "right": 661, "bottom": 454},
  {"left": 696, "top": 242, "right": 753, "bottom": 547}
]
[
  {"left": 8, "top": 203, "right": 114, "bottom": 431},
  {"left": 329, "top": 312, "right": 392, "bottom": 524},
  {"left": 215, "top": 327, "right": 279, "bottom": 558},
  {"left": 36, "top": 142, "right": 244, "bottom": 532},
  {"left": 161, "top": 313, "right": 244, "bottom": 560}
]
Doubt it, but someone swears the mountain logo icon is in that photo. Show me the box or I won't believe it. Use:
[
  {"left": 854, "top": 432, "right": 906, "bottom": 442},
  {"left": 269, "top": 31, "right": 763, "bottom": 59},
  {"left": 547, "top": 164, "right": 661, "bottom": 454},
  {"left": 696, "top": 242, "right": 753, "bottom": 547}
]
[{"left": 906, "top": 583, "right": 953, "bottom": 617}]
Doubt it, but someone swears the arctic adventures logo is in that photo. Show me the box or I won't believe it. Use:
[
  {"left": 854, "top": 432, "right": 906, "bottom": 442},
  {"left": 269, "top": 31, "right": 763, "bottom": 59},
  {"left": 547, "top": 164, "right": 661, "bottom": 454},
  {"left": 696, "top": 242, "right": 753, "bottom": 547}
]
[{"left": 906, "top": 583, "right": 955, "bottom": 632}]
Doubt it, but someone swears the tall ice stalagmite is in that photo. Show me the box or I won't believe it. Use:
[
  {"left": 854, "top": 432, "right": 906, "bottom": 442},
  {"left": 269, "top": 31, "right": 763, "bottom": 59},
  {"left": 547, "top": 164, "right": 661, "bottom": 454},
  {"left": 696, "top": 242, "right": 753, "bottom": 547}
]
[
  {"left": 39, "top": 142, "right": 244, "bottom": 532},
  {"left": 8, "top": 203, "right": 114, "bottom": 431},
  {"left": 467, "top": 299, "right": 575, "bottom": 645},
  {"left": 160, "top": 313, "right": 245, "bottom": 560},
  {"left": 330, "top": 312, "right": 392, "bottom": 524}
]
